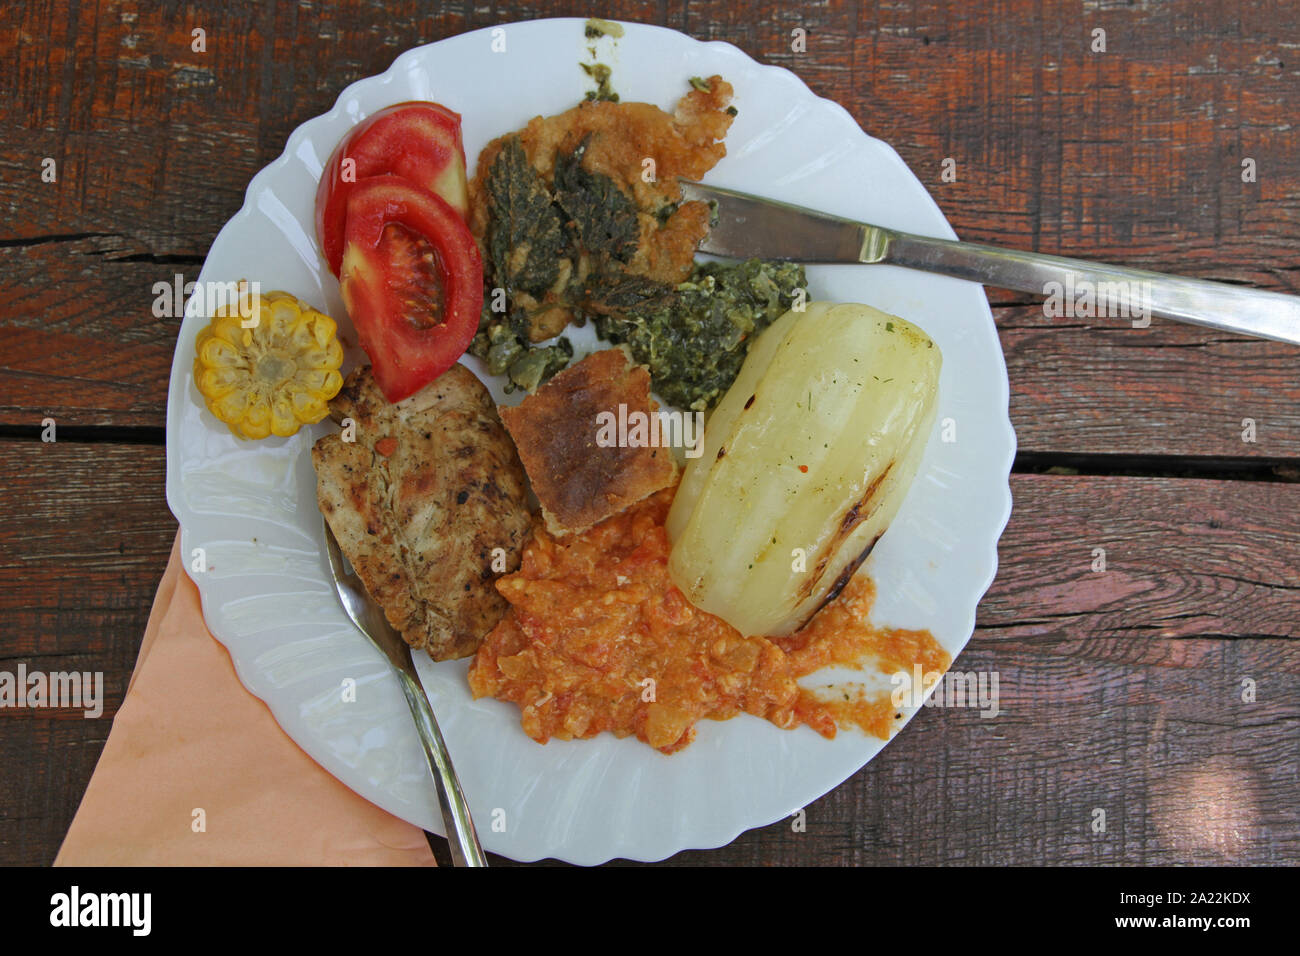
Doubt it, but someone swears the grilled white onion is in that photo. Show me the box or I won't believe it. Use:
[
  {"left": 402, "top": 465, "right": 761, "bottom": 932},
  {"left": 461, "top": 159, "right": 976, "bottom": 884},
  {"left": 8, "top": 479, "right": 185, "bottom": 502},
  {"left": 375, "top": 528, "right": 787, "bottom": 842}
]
[{"left": 666, "top": 301, "right": 942, "bottom": 636}]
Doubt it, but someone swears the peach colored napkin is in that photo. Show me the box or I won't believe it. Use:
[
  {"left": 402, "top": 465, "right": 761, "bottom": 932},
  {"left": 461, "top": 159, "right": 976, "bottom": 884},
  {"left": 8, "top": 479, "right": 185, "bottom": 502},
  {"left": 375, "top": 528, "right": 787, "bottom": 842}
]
[{"left": 55, "top": 531, "right": 436, "bottom": 866}]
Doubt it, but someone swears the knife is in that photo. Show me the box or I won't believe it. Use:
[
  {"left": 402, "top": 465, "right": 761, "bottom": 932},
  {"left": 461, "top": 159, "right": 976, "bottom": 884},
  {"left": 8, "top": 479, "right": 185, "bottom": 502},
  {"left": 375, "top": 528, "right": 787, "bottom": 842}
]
[{"left": 680, "top": 180, "right": 1300, "bottom": 346}]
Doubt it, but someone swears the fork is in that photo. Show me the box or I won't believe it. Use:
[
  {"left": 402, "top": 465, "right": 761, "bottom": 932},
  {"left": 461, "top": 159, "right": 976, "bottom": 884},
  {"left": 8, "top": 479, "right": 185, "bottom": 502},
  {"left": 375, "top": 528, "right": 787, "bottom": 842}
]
[{"left": 321, "top": 519, "right": 488, "bottom": 867}]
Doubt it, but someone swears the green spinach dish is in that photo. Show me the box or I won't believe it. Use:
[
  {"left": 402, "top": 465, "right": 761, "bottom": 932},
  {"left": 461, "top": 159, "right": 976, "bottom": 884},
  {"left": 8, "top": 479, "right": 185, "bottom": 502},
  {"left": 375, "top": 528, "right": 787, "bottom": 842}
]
[{"left": 465, "top": 76, "right": 806, "bottom": 412}]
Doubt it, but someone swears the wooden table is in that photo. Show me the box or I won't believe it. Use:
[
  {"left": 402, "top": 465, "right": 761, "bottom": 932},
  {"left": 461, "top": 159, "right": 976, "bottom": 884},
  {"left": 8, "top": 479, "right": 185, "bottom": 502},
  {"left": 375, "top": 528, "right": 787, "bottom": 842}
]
[{"left": 2, "top": 0, "right": 1296, "bottom": 866}]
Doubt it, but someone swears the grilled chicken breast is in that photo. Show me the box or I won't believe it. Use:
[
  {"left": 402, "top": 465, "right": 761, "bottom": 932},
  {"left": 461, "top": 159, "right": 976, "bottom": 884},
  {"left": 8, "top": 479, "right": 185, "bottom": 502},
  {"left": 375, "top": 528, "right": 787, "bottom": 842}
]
[{"left": 312, "top": 365, "right": 532, "bottom": 661}]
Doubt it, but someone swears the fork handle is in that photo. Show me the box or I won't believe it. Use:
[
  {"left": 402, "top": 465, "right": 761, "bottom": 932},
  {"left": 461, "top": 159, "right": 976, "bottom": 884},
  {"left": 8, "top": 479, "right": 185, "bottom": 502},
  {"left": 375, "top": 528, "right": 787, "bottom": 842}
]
[
  {"left": 884, "top": 231, "right": 1300, "bottom": 346},
  {"left": 397, "top": 670, "right": 488, "bottom": 867}
]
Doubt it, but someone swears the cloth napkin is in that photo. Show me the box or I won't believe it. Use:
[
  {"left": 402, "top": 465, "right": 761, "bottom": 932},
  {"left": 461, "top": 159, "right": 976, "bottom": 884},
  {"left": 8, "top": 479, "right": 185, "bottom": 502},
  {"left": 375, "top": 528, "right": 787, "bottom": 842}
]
[{"left": 54, "top": 531, "right": 436, "bottom": 866}]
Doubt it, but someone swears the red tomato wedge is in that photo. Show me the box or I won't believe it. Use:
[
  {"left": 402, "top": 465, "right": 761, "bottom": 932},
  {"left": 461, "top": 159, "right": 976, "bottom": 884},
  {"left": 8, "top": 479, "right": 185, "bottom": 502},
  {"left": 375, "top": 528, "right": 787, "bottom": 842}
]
[
  {"left": 339, "top": 176, "right": 483, "bottom": 403},
  {"left": 316, "top": 101, "right": 468, "bottom": 277}
]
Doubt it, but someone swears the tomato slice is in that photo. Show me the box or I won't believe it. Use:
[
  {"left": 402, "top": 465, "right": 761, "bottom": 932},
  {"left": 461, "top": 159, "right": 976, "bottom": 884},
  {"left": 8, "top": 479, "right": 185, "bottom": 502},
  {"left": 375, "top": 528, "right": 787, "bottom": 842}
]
[
  {"left": 316, "top": 101, "right": 468, "bottom": 277},
  {"left": 340, "top": 175, "right": 483, "bottom": 403}
]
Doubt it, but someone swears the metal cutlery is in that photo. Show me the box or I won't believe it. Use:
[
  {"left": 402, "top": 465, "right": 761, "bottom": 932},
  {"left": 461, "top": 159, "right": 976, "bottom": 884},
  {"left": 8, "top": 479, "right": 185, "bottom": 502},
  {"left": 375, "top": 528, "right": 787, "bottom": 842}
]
[
  {"left": 681, "top": 180, "right": 1300, "bottom": 347},
  {"left": 322, "top": 519, "right": 487, "bottom": 867}
]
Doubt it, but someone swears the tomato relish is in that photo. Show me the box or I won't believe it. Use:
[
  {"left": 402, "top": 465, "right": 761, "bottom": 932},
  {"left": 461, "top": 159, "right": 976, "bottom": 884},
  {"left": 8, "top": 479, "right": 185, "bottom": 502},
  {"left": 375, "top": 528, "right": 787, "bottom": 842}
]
[{"left": 468, "top": 485, "right": 951, "bottom": 754}]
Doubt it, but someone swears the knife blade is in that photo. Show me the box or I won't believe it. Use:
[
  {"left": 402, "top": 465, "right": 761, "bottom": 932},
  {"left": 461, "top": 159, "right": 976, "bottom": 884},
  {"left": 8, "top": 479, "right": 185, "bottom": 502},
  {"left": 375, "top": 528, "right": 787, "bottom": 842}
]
[{"left": 679, "top": 179, "right": 1300, "bottom": 346}]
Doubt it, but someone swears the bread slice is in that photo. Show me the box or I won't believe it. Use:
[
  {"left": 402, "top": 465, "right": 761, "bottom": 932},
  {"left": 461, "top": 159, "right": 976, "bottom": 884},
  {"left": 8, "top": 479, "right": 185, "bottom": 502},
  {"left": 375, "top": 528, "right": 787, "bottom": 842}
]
[{"left": 499, "top": 349, "right": 677, "bottom": 535}]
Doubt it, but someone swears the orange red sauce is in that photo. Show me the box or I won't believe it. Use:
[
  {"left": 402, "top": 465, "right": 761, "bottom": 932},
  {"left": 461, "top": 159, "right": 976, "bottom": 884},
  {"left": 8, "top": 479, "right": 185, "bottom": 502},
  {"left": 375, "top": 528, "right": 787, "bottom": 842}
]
[{"left": 468, "top": 486, "right": 951, "bottom": 754}]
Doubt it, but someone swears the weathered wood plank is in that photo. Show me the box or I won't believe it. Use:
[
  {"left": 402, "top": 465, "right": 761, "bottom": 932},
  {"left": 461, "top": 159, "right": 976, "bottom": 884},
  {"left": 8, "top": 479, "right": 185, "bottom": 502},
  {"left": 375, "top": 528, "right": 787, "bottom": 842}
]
[
  {"left": 0, "top": 236, "right": 184, "bottom": 428},
  {"left": 762, "top": 0, "right": 1300, "bottom": 268},
  {"left": 998, "top": 304, "right": 1300, "bottom": 459},
  {"left": 0, "top": 439, "right": 172, "bottom": 865},
  {"left": 653, "top": 472, "right": 1300, "bottom": 865},
  {"left": 2, "top": 0, "right": 1299, "bottom": 451},
  {"left": 651, "top": 634, "right": 1299, "bottom": 865},
  {"left": 759, "top": 0, "right": 1300, "bottom": 458},
  {"left": 2, "top": 0, "right": 1298, "bottom": 868},
  {"left": 1, "top": 441, "right": 1295, "bottom": 864},
  {"left": 979, "top": 473, "right": 1299, "bottom": 643},
  {"left": 0, "top": 440, "right": 173, "bottom": 663}
]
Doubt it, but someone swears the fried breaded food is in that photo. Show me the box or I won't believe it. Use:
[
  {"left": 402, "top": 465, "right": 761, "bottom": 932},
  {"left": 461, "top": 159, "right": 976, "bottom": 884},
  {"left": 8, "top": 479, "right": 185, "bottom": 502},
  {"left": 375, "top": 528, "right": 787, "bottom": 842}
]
[
  {"left": 498, "top": 349, "right": 677, "bottom": 536},
  {"left": 312, "top": 365, "right": 532, "bottom": 661},
  {"left": 468, "top": 76, "right": 735, "bottom": 342}
]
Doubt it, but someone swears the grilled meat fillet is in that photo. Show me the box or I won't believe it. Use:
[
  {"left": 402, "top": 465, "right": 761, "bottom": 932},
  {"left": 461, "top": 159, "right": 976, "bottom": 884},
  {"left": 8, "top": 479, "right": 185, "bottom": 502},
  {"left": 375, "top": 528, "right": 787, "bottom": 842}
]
[{"left": 312, "top": 365, "right": 532, "bottom": 661}]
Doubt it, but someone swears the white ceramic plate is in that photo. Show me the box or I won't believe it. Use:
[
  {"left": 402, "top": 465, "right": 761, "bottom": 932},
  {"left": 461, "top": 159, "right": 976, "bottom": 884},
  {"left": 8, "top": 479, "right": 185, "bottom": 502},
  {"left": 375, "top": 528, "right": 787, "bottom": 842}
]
[{"left": 165, "top": 17, "right": 1015, "bottom": 865}]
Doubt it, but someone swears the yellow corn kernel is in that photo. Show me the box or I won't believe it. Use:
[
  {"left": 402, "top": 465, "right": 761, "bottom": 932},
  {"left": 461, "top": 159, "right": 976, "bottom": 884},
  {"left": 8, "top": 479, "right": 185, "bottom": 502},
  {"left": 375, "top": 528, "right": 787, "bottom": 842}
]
[{"left": 193, "top": 288, "right": 344, "bottom": 440}]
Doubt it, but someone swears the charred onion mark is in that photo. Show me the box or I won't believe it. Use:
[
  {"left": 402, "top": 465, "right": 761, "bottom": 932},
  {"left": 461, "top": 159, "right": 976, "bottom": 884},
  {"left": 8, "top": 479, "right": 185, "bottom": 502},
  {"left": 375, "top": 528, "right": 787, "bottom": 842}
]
[
  {"left": 816, "top": 533, "right": 882, "bottom": 615},
  {"left": 716, "top": 445, "right": 726, "bottom": 460},
  {"left": 744, "top": 394, "right": 756, "bottom": 410},
  {"left": 792, "top": 459, "right": 896, "bottom": 604}
]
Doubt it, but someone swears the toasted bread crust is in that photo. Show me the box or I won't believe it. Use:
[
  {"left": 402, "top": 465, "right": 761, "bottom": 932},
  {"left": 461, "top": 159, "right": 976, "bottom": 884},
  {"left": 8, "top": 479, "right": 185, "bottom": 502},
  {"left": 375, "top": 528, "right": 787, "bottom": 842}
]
[{"left": 499, "top": 349, "right": 677, "bottom": 535}]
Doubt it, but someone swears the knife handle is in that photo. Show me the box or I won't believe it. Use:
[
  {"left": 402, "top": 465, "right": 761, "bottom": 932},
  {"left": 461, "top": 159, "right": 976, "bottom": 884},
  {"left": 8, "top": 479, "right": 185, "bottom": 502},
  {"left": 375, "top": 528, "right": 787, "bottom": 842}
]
[{"left": 884, "top": 231, "right": 1300, "bottom": 346}]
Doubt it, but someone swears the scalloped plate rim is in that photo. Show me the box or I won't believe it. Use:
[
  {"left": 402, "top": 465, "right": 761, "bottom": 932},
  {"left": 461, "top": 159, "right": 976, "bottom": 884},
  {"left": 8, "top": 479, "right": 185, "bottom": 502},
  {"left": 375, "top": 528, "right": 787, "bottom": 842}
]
[{"left": 165, "top": 17, "right": 1016, "bottom": 864}]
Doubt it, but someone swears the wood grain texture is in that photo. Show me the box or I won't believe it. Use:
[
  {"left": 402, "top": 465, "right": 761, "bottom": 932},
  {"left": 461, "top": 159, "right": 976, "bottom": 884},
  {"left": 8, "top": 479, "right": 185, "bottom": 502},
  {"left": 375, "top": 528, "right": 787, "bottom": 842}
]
[
  {"left": 615, "top": 473, "right": 1300, "bottom": 865},
  {"left": 2, "top": 457, "right": 1294, "bottom": 864},
  {"left": 1, "top": 0, "right": 1297, "bottom": 868},
  {"left": 0, "top": 236, "right": 183, "bottom": 427},
  {"left": 997, "top": 304, "right": 1300, "bottom": 459},
  {"left": 1, "top": 0, "right": 1297, "bottom": 453},
  {"left": 0, "top": 440, "right": 173, "bottom": 866},
  {"left": 644, "top": 640, "right": 1299, "bottom": 866},
  {"left": 0, "top": 441, "right": 173, "bottom": 662},
  {"left": 980, "top": 473, "right": 1300, "bottom": 641}
]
